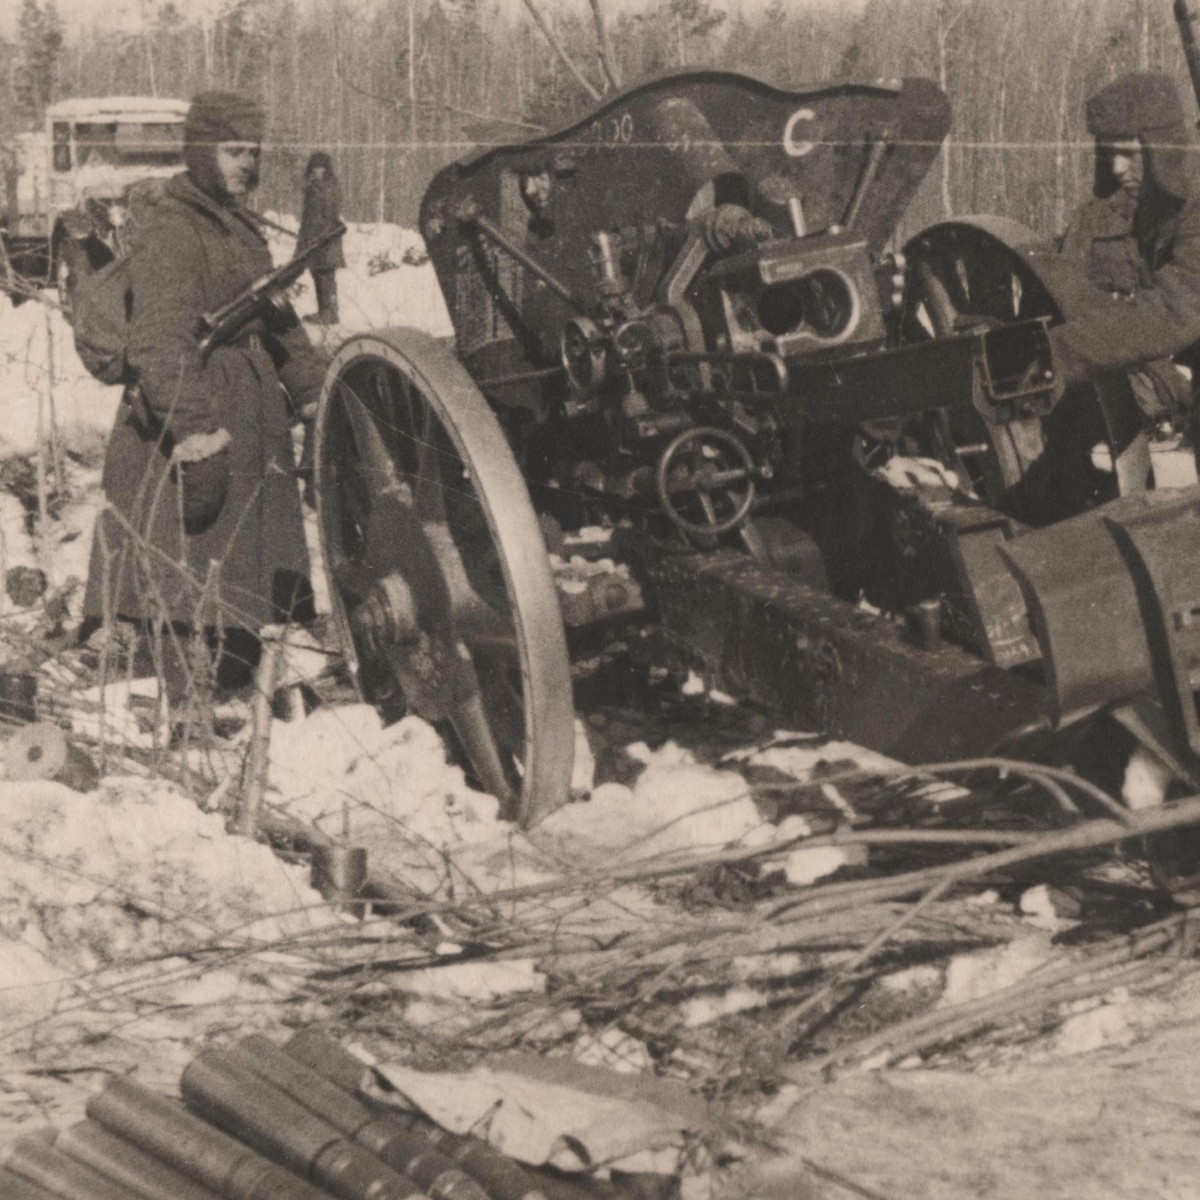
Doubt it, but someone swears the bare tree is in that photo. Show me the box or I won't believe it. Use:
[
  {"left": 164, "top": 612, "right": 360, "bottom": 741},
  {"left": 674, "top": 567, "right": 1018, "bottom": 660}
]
[{"left": 519, "top": 0, "right": 602, "bottom": 102}]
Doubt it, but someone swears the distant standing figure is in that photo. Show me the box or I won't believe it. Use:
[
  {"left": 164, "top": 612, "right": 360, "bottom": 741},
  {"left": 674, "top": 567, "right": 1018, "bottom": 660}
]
[{"left": 297, "top": 151, "right": 345, "bottom": 325}]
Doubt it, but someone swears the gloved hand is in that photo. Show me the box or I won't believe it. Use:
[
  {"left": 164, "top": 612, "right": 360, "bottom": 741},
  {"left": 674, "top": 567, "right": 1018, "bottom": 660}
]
[
  {"left": 172, "top": 428, "right": 232, "bottom": 533},
  {"left": 1046, "top": 323, "right": 1090, "bottom": 391}
]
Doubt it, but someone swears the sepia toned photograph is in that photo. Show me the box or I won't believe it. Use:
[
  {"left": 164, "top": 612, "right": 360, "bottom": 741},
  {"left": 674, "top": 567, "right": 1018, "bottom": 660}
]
[{"left": 0, "top": 1, "right": 1198, "bottom": 1196}]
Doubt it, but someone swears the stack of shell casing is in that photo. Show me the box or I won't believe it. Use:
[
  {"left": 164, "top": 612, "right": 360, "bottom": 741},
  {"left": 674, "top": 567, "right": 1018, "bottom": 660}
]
[{"left": 0, "top": 1030, "right": 618, "bottom": 1200}]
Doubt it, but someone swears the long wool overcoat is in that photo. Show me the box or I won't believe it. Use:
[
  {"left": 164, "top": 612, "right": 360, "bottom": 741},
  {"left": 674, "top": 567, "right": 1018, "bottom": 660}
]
[
  {"left": 1059, "top": 188, "right": 1192, "bottom": 421},
  {"left": 1054, "top": 144, "right": 1200, "bottom": 377},
  {"left": 296, "top": 174, "right": 346, "bottom": 272},
  {"left": 83, "top": 172, "right": 327, "bottom": 631}
]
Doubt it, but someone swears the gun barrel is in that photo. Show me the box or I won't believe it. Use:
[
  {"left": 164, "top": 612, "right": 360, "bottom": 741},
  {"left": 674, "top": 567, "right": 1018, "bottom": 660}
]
[
  {"left": 88, "top": 1075, "right": 329, "bottom": 1200},
  {"left": 198, "top": 221, "right": 347, "bottom": 352},
  {"left": 181, "top": 1050, "right": 430, "bottom": 1200}
]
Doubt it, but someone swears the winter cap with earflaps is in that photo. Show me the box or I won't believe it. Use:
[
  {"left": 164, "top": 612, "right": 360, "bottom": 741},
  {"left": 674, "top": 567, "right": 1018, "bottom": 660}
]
[
  {"left": 183, "top": 90, "right": 266, "bottom": 201},
  {"left": 1085, "top": 72, "right": 1194, "bottom": 199},
  {"left": 184, "top": 91, "right": 266, "bottom": 146}
]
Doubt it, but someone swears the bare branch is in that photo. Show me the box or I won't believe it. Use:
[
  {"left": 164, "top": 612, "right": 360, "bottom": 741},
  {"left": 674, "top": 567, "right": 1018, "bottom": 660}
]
[
  {"left": 588, "top": 0, "right": 621, "bottom": 92},
  {"left": 447, "top": 103, "right": 545, "bottom": 134},
  {"left": 333, "top": 54, "right": 542, "bottom": 135},
  {"left": 334, "top": 53, "right": 403, "bottom": 110},
  {"left": 519, "top": 0, "right": 602, "bottom": 103}
]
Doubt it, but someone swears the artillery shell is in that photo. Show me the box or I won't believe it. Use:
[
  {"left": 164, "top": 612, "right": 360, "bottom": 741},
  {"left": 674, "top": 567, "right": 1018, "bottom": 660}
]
[
  {"left": 5, "top": 1132, "right": 140, "bottom": 1200},
  {"left": 181, "top": 1049, "right": 430, "bottom": 1200},
  {"left": 57, "top": 1119, "right": 223, "bottom": 1200},
  {"left": 88, "top": 1075, "right": 327, "bottom": 1200},
  {"left": 283, "top": 1028, "right": 557, "bottom": 1200},
  {"left": 234, "top": 1035, "right": 490, "bottom": 1200}
]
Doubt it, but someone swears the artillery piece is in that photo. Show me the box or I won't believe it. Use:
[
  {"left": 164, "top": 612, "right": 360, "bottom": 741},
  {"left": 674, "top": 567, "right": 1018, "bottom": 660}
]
[{"left": 313, "top": 71, "right": 1200, "bottom": 826}]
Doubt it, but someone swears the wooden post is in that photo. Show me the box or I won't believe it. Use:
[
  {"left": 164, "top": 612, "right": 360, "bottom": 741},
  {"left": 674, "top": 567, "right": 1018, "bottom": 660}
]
[{"left": 233, "top": 635, "right": 283, "bottom": 838}]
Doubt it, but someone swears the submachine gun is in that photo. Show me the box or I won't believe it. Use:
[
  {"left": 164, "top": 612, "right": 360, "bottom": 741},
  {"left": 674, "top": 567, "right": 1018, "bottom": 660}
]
[
  {"left": 309, "top": 70, "right": 1200, "bottom": 829},
  {"left": 198, "top": 221, "right": 347, "bottom": 353}
]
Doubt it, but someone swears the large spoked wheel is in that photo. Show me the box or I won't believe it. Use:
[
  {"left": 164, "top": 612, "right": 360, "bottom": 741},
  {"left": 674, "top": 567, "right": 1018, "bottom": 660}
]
[
  {"left": 900, "top": 218, "right": 1150, "bottom": 521},
  {"left": 314, "top": 328, "right": 574, "bottom": 827}
]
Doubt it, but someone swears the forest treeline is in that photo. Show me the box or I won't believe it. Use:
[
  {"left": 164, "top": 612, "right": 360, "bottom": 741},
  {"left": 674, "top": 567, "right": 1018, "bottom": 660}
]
[{"left": 0, "top": 0, "right": 1193, "bottom": 239}]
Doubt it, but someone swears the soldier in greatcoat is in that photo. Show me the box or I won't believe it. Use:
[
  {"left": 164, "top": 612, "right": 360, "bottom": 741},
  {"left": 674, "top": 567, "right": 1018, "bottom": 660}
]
[
  {"left": 296, "top": 151, "right": 346, "bottom": 325},
  {"left": 1050, "top": 73, "right": 1200, "bottom": 439},
  {"left": 83, "top": 91, "right": 326, "bottom": 699},
  {"left": 1056, "top": 73, "right": 1194, "bottom": 433}
]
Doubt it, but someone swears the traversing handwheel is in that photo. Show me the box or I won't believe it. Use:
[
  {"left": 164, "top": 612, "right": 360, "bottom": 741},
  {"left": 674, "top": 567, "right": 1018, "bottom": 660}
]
[
  {"left": 655, "top": 426, "right": 757, "bottom": 538},
  {"left": 314, "top": 328, "right": 574, "bottom": 826}
]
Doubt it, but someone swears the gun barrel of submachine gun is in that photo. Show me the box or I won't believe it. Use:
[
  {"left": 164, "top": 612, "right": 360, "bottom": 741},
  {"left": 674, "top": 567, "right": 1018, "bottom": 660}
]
[
  {"left": 180, "top": 1049, "right": 431, "bottom": 1200},
  {"left": 88, "top": 1074, "right": 331, "bottom": 1200},
  {"left": 283, "top": 1028, "right": 561, "bottom": 1200}
]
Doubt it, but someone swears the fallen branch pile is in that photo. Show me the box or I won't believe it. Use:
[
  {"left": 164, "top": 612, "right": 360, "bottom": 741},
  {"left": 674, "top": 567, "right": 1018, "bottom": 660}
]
[
  {"left": 15, "top": 627, "right": 1200, "bottom": 1106},
  {"left": 272, "top": 756, "right": 1200, "bottom": 1100}
]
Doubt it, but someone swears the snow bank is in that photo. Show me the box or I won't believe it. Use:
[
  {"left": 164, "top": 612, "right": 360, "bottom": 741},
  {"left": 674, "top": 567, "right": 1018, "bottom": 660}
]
[
  {"left": 0, "top": 774, "right": 334, "bottom": 1031},
  {"left": 0, "top": 299, "right": 120, "bottom": 458},
  {"left": 0, "top": 213, "right": 450, "bottom": 466},
  {"left": 537, "top": 755, "right": 768, "bottom": 864},
  {"left": 270, "top": 704, "right": 500, "bottom": 841},
  {"left": 262, "top": 215, "right": 452, "bottom": 337}
]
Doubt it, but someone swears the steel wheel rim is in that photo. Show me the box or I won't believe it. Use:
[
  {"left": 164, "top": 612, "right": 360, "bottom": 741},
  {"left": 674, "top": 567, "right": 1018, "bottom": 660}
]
[{"left": 314, "top": 328, "right": 574, "bottom": 826}]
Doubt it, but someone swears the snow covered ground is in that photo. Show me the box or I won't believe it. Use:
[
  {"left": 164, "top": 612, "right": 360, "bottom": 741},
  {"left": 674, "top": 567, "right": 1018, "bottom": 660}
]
[{"left": 1, "top": 213, "right": 1200, "bottom": 1198}]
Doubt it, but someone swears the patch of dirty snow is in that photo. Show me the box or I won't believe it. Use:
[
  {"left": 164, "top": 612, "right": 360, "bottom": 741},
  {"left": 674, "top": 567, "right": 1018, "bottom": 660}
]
[
  {"left": 0, "top": 774, "right": 336, "bottom": 1042},
  {"left": 262, "top": 215, "right": 452, "bottom": 336},
  {"left": 783, "top": 843, "right": 866, "bottom": 885},
  {"left": 878, "top": 964, "right": 943, "bottom": 994},
  {"left": 1122, "top": 746, "right": 1172, "bottom": 810},
  {"left": 1019, "top": 884, "right": 1079, "bottom": 932},
  {"left": 874, "top": 455, "right": 960, "bottom": 492},
  {"left": 939, "top": 934, "right": 1056, "bottom": 1008},
  {"left": 269, "top": 705, "right": 508, "bottom": 894},
  {"left": 572, "top": 1026, "right": 654, "bottom": 1073},
  {"left": 0, "top": 300, "right": 122, "bottom": 459},
  {"left": 1051, "top": 1003, "right": 1138, "bottom": 1056},
  {"left": 391, "top": 957, "right": 545, "bottom": 1001},
  {"left": 680, "top": 986, "right": 772, "bottom": 1028},
  {"left": 536, "top": 750, "right": 766, "bottom": 863}
]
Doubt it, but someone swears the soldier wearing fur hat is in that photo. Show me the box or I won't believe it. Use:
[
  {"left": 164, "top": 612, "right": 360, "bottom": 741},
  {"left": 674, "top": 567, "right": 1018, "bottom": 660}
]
[
  {"left": 83, "top": 90, "right": 327, "bottom": 702},
  {"left": 1050, "top": 73, "right": 1200, "bottom": 433},
  {"left": 296, "top": 151, "right": 346, "bottom": 325}
]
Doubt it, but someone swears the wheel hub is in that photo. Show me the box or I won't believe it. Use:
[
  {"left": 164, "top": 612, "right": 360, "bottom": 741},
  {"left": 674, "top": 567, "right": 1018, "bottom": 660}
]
[{"left": 349, "top": 573, "right": 419, "bottom": 656}]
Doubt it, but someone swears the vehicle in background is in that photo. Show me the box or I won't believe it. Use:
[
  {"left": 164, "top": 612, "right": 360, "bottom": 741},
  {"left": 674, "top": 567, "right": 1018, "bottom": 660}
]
[{"left": 1, "top": 96, "right": 188, "bottom": 306}]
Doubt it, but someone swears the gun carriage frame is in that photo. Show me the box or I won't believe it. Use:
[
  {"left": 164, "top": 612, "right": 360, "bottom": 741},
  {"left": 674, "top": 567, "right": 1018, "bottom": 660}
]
[{"left": 312, "top": 71, "right": 1200, "bottom": 828}]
